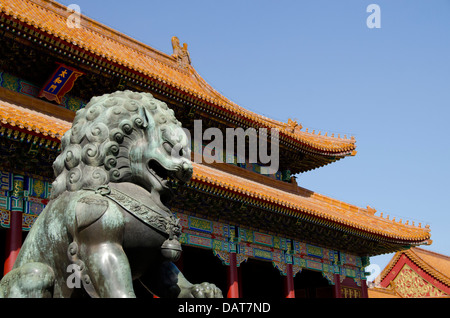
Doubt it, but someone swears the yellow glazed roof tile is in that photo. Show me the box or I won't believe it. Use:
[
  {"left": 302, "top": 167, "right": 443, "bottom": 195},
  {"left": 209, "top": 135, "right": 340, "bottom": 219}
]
[
  {"left": 412, "top": 248, "right": 450, "bottom": 280},
  {"left": 0, "top": 0, "right": 356, "bottom": 155},
  {"left": 190, "top": 162, "right": 431, "bottom": 243},
  {"left": 0, "top": 99, "right": 71, "bottom": 139}
]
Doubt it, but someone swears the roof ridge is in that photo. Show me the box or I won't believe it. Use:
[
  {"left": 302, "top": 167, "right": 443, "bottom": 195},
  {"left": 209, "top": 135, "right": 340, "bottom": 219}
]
[
  {"left": 308, "top": 191, "right": 430, "bottom": 234},
  {"left": 413, "top": 247, "right": 450, "bottom": 260}
]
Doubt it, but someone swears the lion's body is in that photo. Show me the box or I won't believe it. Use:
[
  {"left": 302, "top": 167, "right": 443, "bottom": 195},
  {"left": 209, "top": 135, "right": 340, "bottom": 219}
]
[{"left": 0, "top": 91, "right": 222, "bottom": 298}]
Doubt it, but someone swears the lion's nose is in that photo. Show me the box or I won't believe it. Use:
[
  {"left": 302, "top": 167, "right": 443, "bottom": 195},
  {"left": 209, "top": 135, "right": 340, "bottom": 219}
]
[
  {"left": 181, "top": 161, "right": 193, "bottom": 180},
  {"left": 182, "top": 161, "right": 192, "bottom": 171}
]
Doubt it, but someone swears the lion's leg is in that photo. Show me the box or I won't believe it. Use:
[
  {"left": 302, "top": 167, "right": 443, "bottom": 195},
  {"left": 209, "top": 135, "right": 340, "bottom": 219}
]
[
  {"left": 81, "top": 242, "right": 136, "bottom": 298},
  {"left": 0, "top": 262, "right": 54, "bottom": 298},
  {"left": 75, "top": 205, "right": 135, "bottom": 297},
  {"left": 71, "top": 194, "right": 135, "bottom": 298}
]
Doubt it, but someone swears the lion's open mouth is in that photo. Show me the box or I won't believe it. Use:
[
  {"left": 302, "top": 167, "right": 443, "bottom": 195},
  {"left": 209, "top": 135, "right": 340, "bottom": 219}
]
[
  {"left": 146, "top": 159, "right": 191, "bottom": 208},
  {"left": 147, "top": 159, "right": 180, "bottom": 198}
]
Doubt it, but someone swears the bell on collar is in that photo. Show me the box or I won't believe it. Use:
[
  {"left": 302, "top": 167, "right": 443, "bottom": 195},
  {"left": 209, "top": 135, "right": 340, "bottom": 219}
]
[{"left": 161, "top": 238, "right": 182, "bottom": 262}]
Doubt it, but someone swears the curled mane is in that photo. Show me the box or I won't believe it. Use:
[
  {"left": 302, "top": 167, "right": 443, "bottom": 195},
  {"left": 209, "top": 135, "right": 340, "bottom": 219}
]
[{"left": 50, "top": 90, "right": 180, "bottom": 199}]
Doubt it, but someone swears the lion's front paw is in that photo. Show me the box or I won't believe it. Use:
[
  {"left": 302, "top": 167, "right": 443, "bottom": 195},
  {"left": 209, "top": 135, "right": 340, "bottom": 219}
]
[{"left": 190, "top": 282, "right": 223, "bottom": 298}]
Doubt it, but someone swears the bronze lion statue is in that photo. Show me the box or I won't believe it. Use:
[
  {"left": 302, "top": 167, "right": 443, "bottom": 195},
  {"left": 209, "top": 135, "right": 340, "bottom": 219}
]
[{"left": 0, "top": 90, "right": 222, "bottom": 298}]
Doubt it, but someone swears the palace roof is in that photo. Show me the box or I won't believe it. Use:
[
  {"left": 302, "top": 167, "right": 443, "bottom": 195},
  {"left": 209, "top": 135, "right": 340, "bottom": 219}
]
[
  {"left": 191, "top": 162, "right": 430, "bottom": 245},
  {"left": 369, "top": 248, "right": 450, "bottom": 298},
  {"left": 0, "top": 100, "right": 431, "bottom": 253},
  {"left": 0, "top": 98, "right": 69, "bottom": 140},
  {"left": 0, "top": 0, "right": 356, "bottom": 163},
  {"left": 379, "top": 248, "right": 450, "bottom": 289}
]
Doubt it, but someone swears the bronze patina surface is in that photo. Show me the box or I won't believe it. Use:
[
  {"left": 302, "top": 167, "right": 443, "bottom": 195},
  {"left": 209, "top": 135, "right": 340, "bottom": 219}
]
[{"left": 0, "top": 90, "right": 222, "bottom": 298}]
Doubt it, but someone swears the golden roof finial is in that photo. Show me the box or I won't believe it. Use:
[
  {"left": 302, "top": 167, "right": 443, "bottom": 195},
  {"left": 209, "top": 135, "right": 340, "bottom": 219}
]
[
  {"left": 287, "top": 118, "right": 302, "bottom": 133},
  {"left": 366, "top": 206, "right": 376, "bottom": 215},
  {"left": 171, "top": 36, "right": 191, "bottom": 69}
]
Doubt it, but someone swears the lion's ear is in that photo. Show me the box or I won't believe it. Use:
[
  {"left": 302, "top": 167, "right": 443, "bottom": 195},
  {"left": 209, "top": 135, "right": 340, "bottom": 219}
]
[
  {"left": 142, "top": 107, "right": 156, "bottom": 129},
  {"left": 75, "top": 195, "right": 109, "bottom": 230}
]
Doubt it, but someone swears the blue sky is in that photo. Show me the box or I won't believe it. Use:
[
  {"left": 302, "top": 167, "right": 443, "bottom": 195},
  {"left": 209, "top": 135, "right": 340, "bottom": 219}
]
[{"left": 58, "top": 0, "right": 450, "bottom": 278}]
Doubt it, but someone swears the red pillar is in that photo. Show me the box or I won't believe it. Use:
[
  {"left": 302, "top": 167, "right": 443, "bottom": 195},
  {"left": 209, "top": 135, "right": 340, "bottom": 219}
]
[
  {"left": 227, "top": 252, "right": 239, "bottom": 298},
  {"left": 3, "top": 211, "right": 23, "bottom": 275},
  {"left": 333, "top": 273, "right": 342, "bottom": 298},
  {"left": 238, "top": 266, "right": 243, "bottom": 297},
  {"left": 284, "top": 263, "right": 295, "bottom": 298},
  {"left": 361, "top": 279, "right": 368, "bottom": 298}
]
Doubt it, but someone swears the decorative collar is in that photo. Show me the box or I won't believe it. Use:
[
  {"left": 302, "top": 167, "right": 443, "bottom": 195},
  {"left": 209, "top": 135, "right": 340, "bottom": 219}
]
[{"left": 85, "top": 185, "right": 182, "bottom": 240}]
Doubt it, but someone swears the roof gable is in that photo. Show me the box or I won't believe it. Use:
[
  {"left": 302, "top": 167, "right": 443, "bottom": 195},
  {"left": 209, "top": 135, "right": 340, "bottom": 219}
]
[{"left": 376, "top": 247, "right": 450, "bottom": 297}]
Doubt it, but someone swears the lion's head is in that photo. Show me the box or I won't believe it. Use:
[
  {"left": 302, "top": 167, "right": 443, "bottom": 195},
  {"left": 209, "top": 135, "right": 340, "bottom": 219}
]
[{"left": 51, "top": 90, "right": 192, "bottom": 210}]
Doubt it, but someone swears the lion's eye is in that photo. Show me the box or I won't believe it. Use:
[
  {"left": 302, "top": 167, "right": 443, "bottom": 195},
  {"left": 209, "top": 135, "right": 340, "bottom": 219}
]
[
  {"left": 163, "top": 142, "right": 173, "bottom": 154},
  {"left": 163, "top": 141, "right": 185, "bottom": 158}
]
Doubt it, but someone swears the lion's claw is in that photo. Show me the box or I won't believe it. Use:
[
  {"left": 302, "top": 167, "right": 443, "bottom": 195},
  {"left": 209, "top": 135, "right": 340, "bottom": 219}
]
[{"left": 190, "top": 282, "right": 223, "bottom": 298}]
